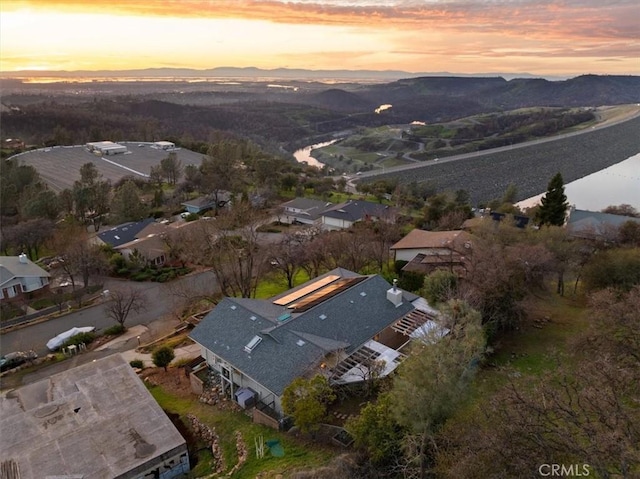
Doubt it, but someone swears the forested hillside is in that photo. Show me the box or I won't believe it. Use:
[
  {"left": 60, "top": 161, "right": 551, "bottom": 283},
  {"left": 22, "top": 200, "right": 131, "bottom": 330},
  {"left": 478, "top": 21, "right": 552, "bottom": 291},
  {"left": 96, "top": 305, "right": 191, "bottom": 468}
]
[{"left": 1, "top": 75, "right": 638, "bottom": 153}]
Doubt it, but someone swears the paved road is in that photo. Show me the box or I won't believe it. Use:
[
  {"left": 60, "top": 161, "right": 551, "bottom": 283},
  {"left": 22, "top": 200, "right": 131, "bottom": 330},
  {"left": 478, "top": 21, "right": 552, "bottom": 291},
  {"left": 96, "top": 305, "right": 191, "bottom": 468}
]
[
  {"left": 348, "top": 105, "right": 640, "bottom": 183},
  {"left": 0, "top": 270, "right": 218, "bottom": 357}
]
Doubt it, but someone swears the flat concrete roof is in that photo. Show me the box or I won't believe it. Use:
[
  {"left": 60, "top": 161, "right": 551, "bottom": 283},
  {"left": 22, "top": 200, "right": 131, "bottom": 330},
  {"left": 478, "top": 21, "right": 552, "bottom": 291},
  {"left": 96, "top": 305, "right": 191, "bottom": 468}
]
[
  {"left": 11, "top": 143, "right": 205, "bottom": 192},
  {"left": 0, "top": 354, "right": 186, "bottom": 479}
]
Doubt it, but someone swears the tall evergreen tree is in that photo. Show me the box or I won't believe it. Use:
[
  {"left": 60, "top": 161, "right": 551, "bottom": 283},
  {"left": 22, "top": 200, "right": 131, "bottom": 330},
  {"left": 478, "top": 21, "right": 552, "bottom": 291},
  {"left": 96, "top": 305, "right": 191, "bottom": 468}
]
[{"left": 537, "top": 173, "right": 569, "bottom": 226}]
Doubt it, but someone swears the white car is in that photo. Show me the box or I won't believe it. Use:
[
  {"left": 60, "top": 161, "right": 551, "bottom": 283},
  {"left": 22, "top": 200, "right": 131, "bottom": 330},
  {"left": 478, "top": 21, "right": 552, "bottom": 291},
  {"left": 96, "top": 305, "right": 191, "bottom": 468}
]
[{"left": 46, "top": 327, "right": 95, "bottom": 351}]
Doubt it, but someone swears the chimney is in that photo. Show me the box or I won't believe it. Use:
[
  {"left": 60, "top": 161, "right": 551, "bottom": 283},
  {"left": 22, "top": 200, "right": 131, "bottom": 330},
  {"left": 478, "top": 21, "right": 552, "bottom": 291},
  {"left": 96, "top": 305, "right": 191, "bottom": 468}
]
[
  {"left": 386, "top": 279, "right": 403, "bottom": 307},
  {"left": 18, "top": 253, "right": 28, "bottom": 264}
]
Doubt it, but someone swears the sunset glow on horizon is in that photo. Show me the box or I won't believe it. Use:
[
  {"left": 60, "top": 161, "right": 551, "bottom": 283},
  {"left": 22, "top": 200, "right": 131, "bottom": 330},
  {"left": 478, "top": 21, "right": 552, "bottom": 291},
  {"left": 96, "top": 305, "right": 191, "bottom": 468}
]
[{"left": 1, "top": 0, "right": 638, "bottom": 76}]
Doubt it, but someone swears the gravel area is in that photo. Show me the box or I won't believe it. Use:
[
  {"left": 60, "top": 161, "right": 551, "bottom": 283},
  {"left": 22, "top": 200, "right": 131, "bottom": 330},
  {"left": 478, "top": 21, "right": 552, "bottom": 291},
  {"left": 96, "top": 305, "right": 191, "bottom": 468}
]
[{"left": 366, "top": 115, "right": 640, "bottom": 205}]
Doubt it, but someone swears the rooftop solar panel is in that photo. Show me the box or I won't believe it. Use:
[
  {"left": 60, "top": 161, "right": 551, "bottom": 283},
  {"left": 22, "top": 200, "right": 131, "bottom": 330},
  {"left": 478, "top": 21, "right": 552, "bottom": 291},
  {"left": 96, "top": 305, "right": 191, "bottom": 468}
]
[
  {"left": 273, "top": 274, "right": 340, "bottom": 306},
  {"left": 290, "top": 276, "right": 367, "bottom": 313}
]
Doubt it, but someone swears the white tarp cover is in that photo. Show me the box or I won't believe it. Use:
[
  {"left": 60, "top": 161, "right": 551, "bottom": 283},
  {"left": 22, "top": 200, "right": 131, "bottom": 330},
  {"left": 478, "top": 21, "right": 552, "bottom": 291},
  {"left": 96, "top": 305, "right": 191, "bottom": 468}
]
[{"left": 46, "top": 326, "right": 95, "bottom": 350}]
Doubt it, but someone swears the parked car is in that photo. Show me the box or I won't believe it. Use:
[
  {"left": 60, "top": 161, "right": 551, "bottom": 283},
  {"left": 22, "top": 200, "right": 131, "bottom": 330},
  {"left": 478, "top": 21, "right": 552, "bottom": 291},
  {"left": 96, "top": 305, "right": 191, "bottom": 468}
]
[
  {"left": 46, "top": 326, "right": 95, "bottom": 351},
  {"left": 0, "top": 350, "right": 38, "bottom": 372}
]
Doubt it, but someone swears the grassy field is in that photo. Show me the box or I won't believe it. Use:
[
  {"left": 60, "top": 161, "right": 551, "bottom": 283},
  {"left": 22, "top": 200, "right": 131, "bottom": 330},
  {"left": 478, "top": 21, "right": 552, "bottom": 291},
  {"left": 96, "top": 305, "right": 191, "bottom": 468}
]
[
  {"left": 311, "top": 106, "right": 609, "bottom": 176},
  {"left": 255, "top": 270, "right": 311, "bottom": 299},
  {"left": 472, "top": 289, "right": 590, "bottom": 397}
]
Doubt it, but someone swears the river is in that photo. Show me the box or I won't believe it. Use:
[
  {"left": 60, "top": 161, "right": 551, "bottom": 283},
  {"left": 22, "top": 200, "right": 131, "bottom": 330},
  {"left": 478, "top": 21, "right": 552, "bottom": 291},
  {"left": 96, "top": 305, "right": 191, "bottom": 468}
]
[
  {"left": 516, "top": 152, "right": 640, "bottom": 211},
  {"left": 292, "top": 140, "right": 337, "bottom": 168}
]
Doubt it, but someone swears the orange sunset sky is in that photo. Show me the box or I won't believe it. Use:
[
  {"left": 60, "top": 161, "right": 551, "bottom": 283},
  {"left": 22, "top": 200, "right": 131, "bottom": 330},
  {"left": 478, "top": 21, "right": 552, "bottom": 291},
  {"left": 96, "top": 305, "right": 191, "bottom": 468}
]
[{"left": 1, "top": 0, "right": 638, "bottom": 76}]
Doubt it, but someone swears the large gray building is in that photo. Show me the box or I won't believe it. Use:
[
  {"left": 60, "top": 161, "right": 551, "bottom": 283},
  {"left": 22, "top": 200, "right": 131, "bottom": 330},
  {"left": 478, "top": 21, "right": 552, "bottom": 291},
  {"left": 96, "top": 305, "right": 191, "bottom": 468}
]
[{"left": 0, "top": 355, "right": 189, "bottom": 479}]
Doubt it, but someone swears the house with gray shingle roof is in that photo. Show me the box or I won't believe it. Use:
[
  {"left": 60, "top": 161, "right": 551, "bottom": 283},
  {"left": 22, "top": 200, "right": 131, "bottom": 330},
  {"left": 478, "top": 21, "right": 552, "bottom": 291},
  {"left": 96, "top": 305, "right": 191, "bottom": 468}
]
[
  {"left": 279, "top": 197, "right": 334, "bottom": 225},
  {"left": 189, "top": 268, "right": 441, "bottom": 417},
  {"left": 319, "top": 200, "right": 395, "bottom": 230},
  {"left": 0, "top": 254, "right": 50, "bottom": 302},
  {"left": 566, "top": 207, "right": 640, "bottom": 241},
  {"left": 95, "top": 218, "right": 156, "bottom": 248}
]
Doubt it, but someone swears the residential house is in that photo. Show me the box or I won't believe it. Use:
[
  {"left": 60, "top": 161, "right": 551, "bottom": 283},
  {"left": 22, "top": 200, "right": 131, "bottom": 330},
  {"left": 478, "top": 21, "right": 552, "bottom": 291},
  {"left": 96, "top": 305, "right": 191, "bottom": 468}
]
[
  {"left": 319, "top": 200, "right": 394, "bottom": 230},
  {"left": 95, "top": 218, "right": 156, "bottom": 248},
  {"left": 566, "top": 207, "right": 640, "bottom": 242},
  {"left": 390, "top": 229, "right": 473, "bottom": 277},
  {"left": 115, "top": 220, "right": 201, "bottom": 267},
  {"left": 279, "top": 198, "right": 334, "bottom": 225},
  {"left": 489, "top": 211, "right": 531, "bottom": 228},
  {"left": 190, "top": 268, "right": 442, "bottom": 418},
  {"left": 0, "top": 354, "right": 190, "bottom": 479},
  {"left": 0, "top": 254, "right": 50, "bottom": 302}
]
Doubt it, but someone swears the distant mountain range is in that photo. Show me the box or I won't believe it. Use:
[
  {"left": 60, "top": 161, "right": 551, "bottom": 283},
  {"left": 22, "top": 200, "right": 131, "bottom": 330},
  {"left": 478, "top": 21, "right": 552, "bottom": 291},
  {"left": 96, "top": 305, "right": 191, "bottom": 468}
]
[{"left": 0, "top": 66, "right": 570, "bottom": 82}]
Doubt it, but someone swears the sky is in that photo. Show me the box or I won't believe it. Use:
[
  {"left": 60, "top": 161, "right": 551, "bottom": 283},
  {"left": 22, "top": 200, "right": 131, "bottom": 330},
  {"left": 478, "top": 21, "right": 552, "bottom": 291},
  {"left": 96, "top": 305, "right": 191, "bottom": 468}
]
[{"left": 1, "top": 0, "right": 639, "bottom": 76}]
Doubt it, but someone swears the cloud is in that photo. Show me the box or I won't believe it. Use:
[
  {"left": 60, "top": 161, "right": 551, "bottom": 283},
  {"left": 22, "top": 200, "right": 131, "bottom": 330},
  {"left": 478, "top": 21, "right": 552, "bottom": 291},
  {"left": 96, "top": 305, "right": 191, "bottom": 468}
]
[
  {"left": 4, "top": 0, "right": 638, "bottom": 44},
  {"left": 3, "top": 0, "right": 638, "bottom": 74}
]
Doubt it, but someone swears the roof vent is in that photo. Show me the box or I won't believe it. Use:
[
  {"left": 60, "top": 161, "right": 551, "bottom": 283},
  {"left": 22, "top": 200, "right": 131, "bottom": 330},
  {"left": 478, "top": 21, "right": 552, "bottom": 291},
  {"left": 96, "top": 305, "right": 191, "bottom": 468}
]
[
  {"left": 18, "top": 253, "right": 28, "bottom": 264},
  {"left": 360, "top": 291, "right": 367, "bottom": 297},
  {"left": 244, "top": 335, "right": 262, "bottom": 353},
  {"left": 250, "top": 315, "right": 257, "bottom": 321},
  {"left": 387, "top": 279, "right": 403, "bottom": 307},
  {"left": 319, "top": 314, "right": 327, "bottom": 320},
  {"left": 296, "top": 339, "right": 306, "bottom": 346},
  {"left": 230, "top": 305, "right": 237, "bottom": 310}
]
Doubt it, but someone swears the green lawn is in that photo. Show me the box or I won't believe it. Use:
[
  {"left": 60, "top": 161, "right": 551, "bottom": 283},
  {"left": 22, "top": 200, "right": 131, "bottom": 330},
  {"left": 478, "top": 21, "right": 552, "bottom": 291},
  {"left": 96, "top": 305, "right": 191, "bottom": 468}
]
[
  {"left": 148, "top": 385, "right": 334, "bottom": 478},
  {"left": 473, "top": 290, "right": 589, "bottom": 395},
  {"left": 254, "top": 270, "right": 311, "bottom": 299}
]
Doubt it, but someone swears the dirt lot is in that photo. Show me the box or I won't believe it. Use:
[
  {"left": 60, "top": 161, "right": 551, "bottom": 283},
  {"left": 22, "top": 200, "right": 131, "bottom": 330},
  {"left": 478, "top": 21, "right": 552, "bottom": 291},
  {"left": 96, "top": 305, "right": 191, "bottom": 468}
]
[{"left": 140, "top": 365, "right": 195, "bottom": 397}]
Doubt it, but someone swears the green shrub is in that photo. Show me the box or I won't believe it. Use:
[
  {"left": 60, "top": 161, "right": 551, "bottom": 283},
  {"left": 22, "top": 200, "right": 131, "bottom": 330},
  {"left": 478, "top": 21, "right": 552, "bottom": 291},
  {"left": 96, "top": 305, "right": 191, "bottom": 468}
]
[
  {"left": 62, "top": 332, "right": 96, "bottom": 348},
  {"left": 103, "top": 324, "right": 126, "bottom": 336},
  {"left": 0, "top": 303, "right": 22, "bottom": 322},
  {"left": 30, "top": 298, "right": 55, "bottom": 310},
  {"left": 582, "top": 248, "right": 640, "bottom": 291},
  {"left": 398, "top": 271, "right": 425, "bottom": 293},
  {"left": 131, "top": 272, "right": 152, "bottom": 281},
  {"left": 129, "top": 359, "right": 144, "bottom": 369},
  {"left": 155, "top": 273, "right": 170, "bottom": 283},
  {"left": 394, "top": 260, "right": 409, "bottom": 275},
  {"left": 152, "top": 346, "right": 175, "bottom": 371}
]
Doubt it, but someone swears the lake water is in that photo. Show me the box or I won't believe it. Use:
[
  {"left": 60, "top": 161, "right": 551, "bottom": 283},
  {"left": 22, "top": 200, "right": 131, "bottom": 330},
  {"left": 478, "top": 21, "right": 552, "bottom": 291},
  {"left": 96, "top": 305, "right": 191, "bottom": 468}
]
[
  {"left": 294, "top": 138, "right": 639, "bottom": 211},
  {"left": 293, "top": 140, "right": 338, "bottom": 168},
  {"left": 517, "top": 152, "right": 640, "bottom": 211}
]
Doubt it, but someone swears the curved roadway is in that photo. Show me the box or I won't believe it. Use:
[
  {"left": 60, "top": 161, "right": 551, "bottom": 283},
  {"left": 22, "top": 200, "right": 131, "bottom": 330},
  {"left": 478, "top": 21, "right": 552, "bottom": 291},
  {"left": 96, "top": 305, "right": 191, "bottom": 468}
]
[{"left": 348, "top": 105, "right": 640, "bottom": 204}]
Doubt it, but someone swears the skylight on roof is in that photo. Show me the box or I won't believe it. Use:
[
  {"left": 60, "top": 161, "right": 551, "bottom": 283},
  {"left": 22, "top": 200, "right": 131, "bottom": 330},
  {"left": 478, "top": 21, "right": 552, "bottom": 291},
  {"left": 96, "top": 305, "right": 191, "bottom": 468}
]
[{"left": 244, "top": 335, "right": 262, "bottom": 353}]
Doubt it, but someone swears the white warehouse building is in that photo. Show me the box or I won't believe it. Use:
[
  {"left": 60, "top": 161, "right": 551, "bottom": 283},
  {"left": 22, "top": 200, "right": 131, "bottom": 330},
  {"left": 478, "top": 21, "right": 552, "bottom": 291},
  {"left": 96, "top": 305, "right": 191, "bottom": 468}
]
[
  {"left": 152, "top": 141, "right": 176, "bottom": 150},
  {"left": 86, "top": 141, "right": 128, "bottom": 155}
]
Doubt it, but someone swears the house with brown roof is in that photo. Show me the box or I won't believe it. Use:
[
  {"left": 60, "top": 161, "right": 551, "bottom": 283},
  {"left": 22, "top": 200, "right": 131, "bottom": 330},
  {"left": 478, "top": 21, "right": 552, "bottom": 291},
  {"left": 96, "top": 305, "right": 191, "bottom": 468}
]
[{"left": 390, "top": 229, "right": 473, "bottom": 277}]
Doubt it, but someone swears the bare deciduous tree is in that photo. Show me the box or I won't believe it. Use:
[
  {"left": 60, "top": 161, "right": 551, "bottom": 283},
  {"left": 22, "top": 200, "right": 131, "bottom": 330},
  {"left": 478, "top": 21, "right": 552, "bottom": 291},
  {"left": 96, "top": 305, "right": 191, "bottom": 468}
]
[{"left": 104, "top": 289, "right": 147, "bottom": 329}]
